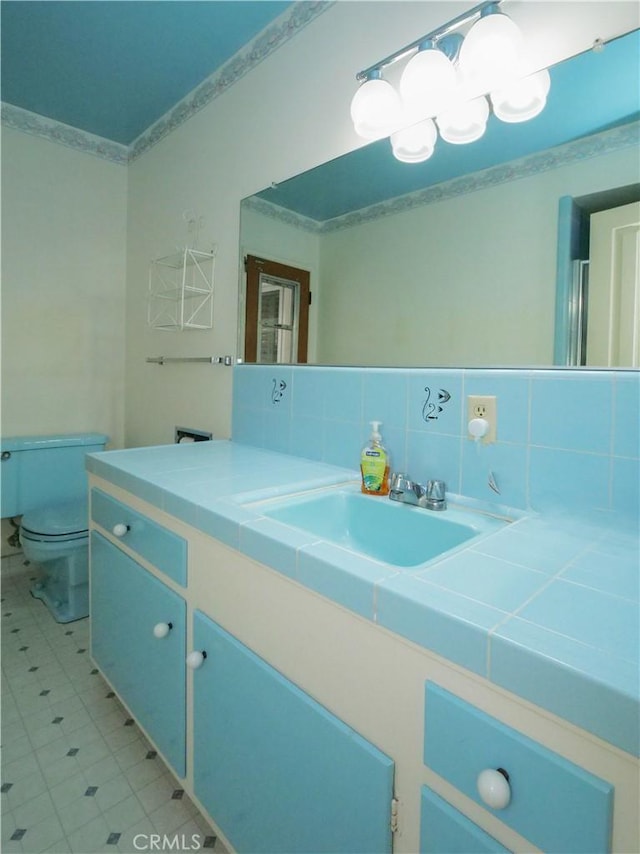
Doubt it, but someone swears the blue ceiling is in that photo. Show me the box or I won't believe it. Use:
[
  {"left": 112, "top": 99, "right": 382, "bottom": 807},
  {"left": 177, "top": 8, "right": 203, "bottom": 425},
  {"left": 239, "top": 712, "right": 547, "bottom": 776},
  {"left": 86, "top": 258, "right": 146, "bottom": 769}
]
[
  {"left": 0, "top": 1, "right": 292, "bottom": 144},
  {"left": 257, "top": 28, "right": 640, "bottom": 221},
  {"left": 1, "top": 3, "right": 638, "bottom": 220}
]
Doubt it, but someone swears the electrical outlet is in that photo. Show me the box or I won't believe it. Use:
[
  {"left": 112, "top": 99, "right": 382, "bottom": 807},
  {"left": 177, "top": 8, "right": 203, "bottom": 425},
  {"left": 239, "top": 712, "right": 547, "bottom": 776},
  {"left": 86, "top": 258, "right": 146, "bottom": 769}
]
[{"left": 467, "top": 395, "right": 497, "bottom": 443}]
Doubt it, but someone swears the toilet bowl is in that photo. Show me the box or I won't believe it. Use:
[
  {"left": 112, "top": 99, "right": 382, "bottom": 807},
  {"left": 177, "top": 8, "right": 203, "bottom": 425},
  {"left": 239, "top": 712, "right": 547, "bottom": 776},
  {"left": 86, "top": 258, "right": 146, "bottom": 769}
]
[
  {"left": 20, "top": 498, "right": 90, "bottom": 623},
  {"left": 1, "top": 432, "right": 108, "bottom": 622}
]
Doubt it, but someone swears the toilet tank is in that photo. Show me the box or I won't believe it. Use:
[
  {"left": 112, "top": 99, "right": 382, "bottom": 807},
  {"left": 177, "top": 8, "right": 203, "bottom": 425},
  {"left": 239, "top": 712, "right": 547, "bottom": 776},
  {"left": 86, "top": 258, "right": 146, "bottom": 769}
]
[{"left": 0, "top": 433, "right": 108, "bottom": 519}]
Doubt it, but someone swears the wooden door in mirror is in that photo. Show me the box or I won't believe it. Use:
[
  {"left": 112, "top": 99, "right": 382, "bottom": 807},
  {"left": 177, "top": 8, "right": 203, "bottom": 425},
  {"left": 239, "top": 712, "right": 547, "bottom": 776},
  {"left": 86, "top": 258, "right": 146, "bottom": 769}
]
[{"left": 244, "top": 255, "right": 310, "bottom": 364}]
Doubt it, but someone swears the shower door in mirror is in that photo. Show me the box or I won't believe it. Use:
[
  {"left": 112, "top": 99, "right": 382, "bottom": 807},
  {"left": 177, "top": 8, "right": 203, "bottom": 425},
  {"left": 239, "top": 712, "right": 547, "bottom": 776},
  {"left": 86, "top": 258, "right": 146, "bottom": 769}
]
[{"left": 244, "top": 255, "right": 310, "bottom": 364}]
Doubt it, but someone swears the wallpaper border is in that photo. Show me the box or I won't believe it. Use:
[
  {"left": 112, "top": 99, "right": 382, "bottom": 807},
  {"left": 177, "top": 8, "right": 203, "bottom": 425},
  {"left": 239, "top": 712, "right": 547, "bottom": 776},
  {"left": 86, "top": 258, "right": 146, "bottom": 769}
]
[
  {"left": 0, "top": 1, "right": 332, "bottom": 165},
  {"left": 245, "top": 120, "right": 640, "bottom": 235}
]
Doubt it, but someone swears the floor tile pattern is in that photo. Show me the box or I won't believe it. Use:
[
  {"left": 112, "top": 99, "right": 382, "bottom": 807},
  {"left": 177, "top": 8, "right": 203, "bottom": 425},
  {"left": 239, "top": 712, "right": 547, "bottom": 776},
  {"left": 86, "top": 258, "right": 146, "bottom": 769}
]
[{"left": 1, "top": 554, "right": 227, "bottom": 854}]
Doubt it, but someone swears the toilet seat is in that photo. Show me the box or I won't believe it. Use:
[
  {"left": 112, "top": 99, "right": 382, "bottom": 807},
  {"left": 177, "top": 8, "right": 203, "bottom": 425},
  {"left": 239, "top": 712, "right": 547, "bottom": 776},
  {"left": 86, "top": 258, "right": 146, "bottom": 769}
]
[{"left": 21, "top": 498, "right": 88, "bottom": 543}]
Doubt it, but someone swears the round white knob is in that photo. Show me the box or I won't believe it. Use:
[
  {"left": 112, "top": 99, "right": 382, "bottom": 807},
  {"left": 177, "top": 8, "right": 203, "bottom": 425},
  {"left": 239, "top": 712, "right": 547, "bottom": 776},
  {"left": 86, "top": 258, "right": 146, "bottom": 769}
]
[
  {"left": 153, "top": 622, "right": 172, "bottom": 639},
  {"left": 112, "top": 523, "right": 129, "bottom": 538},
  {"left": 477, "top": 768, "right": 511, "bottom": 810},
  {"left": 186, "top": 650, "right": 206, "bottom": 670}
]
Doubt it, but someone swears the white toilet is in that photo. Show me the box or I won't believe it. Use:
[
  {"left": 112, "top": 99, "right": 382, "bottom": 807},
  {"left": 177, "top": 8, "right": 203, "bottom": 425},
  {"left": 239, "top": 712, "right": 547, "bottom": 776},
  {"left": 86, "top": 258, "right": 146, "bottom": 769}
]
[{"left": 1, "top": 433, "right": 108, "bottom": 622}]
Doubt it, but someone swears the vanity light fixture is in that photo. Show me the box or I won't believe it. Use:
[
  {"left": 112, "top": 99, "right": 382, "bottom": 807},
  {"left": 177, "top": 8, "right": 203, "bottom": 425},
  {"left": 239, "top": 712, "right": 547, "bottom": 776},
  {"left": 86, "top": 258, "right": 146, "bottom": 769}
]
[{"left": 350, "top": 0, "right": 551, "bottom": 163}]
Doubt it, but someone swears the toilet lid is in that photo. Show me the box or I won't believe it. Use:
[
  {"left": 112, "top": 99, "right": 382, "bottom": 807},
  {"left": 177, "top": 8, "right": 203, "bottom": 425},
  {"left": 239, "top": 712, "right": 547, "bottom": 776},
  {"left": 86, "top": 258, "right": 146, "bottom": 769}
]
[{"left": 21, "top": 498, "right": 88, "bottom": 537}]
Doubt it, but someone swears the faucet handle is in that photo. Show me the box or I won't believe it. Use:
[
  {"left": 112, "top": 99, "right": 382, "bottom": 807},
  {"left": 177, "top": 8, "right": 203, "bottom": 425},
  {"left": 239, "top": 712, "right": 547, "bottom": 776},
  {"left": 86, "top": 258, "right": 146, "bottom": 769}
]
[
  {"left": 425, "top": 479, "right": 446, "bottom": 510},
  {"left": 426, "top": 479, "right": 446, "bottom": 500},
  {"left": 390, "top": 472, "right": 410, "bottom": 492}
]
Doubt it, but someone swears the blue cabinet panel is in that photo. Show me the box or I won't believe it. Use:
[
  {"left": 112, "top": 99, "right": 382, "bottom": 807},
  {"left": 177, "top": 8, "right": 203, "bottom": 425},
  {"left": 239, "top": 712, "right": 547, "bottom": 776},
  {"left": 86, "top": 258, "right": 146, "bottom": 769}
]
[
  {"left": 421, "top": 786, "right": 511, "bottom": 853},
  {"left": 91, "top": 532, "right": 186, "bottom": 777},
  {"left": 193, "top": 610, "right": 394, "bottom": 854},
  {"left": 424, "top": 682, "right": 613, "bottom": 853},
  {"left": 91, "top": 489, "right": 187, "bottom": 586}
]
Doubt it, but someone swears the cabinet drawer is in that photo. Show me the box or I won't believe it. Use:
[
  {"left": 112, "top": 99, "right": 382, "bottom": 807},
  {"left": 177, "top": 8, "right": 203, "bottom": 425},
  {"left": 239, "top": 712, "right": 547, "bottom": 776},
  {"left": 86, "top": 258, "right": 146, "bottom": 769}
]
[
  {"left": 91, "top": 488, "right": 186, "bottom": 586},
  {"left": 421, "top": 786, "right": 511, "bottom": 853},
  {"left": 424, "top": 683, "right": 613, "bottom": 853}
]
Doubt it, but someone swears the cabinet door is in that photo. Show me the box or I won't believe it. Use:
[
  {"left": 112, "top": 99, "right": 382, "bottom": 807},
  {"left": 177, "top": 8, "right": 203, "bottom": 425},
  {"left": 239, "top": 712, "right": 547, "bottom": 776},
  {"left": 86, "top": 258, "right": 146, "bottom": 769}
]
[
  {"left": 192, "top": 610, "right": 394, "bottom": 854},
  {"left": 421, "top": 787, "right": 511, "bottom": 854},
  {"left": 90, "top": 532, "right": 186, "bottom": 777}
]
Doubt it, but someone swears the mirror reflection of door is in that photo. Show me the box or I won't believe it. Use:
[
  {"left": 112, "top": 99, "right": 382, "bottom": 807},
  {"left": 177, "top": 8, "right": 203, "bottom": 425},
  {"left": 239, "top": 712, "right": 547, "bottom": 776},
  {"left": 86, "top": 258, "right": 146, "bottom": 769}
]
[
  {"left": 587, "top": 201, "right": 640, "bottom": 367},
  {"left": 244, "top": 255, "right": 310, "bottom": 364}
]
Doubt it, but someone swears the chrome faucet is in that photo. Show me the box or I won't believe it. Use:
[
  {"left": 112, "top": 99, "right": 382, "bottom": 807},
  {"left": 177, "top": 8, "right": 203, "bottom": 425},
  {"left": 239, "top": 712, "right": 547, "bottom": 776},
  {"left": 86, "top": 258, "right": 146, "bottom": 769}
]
[
  {"left": 389, "top": 472, "right": 447, "bottom": 511},
  {"left": 389, "top": 473, "right": 425, "bottom": 505}
]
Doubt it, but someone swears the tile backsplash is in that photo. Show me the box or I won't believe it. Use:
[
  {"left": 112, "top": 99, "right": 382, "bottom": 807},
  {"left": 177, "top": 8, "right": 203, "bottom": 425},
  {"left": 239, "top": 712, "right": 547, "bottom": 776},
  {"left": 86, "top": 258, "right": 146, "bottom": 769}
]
[{"left": 232, "top": 366, "right": 639, "bottom": 519}]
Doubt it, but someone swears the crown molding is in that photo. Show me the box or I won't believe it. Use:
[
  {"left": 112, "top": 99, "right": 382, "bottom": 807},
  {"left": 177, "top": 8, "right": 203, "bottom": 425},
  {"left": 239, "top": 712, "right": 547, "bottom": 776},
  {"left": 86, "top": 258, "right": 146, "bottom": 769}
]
[
  {"left": 243, "top": 196, "right": 323, "bottom": 234},
  {"left": 0, "top": 102, "right": 129, "bottom": 164}
]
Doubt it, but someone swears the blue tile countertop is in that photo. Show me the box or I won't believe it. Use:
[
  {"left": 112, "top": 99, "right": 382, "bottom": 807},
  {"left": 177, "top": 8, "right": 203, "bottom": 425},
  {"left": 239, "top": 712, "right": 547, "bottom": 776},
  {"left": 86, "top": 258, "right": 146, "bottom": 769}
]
[{"left": 87, "top": 440, "right": 639, "bottom": 757}]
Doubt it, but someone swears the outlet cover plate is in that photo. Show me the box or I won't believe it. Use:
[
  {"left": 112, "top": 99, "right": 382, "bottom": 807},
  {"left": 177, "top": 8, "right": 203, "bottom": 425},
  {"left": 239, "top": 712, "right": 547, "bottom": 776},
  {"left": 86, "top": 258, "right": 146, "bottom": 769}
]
[{"left": 467, "top": 395, "right": 497, "bottom": 443}]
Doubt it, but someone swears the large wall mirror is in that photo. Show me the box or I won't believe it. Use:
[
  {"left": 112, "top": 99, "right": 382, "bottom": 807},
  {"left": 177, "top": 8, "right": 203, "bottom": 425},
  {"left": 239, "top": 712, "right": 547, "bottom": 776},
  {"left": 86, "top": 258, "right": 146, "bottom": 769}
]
[{"left": 239, "top": 29, "right": 640, "bottom": 369}]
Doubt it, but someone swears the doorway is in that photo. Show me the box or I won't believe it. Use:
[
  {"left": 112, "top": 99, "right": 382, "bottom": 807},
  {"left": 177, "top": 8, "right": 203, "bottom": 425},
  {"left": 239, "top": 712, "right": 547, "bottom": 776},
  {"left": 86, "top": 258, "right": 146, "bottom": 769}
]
[
  {"left": 244, "top": 255, "right": 310, "bottom": 364},
  {"left": 555, "top": 184, "right": 640, "bottom": 366},
  {"left": 587, "top": 200, "right": 639, "bottom": 367}
]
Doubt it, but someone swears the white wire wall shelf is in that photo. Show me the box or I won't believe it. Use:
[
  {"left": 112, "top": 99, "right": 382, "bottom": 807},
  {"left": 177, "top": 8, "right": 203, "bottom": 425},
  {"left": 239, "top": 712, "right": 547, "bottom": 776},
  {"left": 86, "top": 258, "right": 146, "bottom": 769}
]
[{"left": 148, "top": 248, "right": 215, "bottom": 331}]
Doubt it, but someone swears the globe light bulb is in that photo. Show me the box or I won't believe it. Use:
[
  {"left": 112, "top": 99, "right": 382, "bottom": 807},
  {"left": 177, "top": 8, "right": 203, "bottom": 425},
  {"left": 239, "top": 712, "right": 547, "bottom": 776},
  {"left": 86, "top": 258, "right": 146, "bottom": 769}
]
[
  {"left": 399, "top": 46, "right": 457, "bottom": 119},
  {"left": 491, "top": 68, "right": 551, "bottom": 123},
  {"left": 458, "top": 11, "right": 524, "bottom": 94},
  {"left": 350, "top": 75, "right": 402, "bottom": 140},
  {"left": 436, "top": 96, "right": 489, "bottom": 144},
  {"left": 391, "top": 118, "right": 437, "bottom": 163}
]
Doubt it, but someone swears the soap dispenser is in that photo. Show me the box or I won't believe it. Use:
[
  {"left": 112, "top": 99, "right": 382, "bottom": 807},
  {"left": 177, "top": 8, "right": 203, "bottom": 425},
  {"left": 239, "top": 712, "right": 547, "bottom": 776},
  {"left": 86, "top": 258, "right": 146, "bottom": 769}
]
[{"left": 360, "top": 421, "right": 390, "bottom": 496}]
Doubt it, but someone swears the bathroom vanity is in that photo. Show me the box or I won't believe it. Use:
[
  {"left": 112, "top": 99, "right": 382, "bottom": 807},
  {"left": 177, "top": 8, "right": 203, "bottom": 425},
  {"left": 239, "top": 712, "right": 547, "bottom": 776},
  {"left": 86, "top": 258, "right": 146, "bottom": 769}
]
[{"left": 87, "top": 441, "right": 639, "bottom": 854}]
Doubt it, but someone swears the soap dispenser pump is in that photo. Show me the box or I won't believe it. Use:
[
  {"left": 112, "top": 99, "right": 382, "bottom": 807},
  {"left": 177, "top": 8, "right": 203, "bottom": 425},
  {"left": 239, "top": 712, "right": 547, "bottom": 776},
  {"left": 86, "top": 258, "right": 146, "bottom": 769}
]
[{"left": 360, "top": 421, "right": 390, "bottom": 496}]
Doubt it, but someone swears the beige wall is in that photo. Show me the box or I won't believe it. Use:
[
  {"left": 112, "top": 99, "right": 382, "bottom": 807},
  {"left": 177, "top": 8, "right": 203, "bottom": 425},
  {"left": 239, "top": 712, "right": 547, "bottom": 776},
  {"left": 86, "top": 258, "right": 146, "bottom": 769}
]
[
  {"left": 2, "top": 2, "right": 637, "bottom": 447},
  {"left": 316, "top": 145, "right": 640, "bottom": 366},
  {"left": 122, "top": 1, "right": 640, "bottom": 445},
  {"left": 123, "top": 2, "right": 430, "bottom": 446},
  {"left": 1, "top": 128, "right": 127, "bottom": 447}
]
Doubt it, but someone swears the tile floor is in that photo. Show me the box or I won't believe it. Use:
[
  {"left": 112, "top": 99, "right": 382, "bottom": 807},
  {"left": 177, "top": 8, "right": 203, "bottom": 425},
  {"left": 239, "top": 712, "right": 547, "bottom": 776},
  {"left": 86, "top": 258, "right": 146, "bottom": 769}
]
[{"left": 1, "top": 553, "right": 227, "bottom": 854}]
